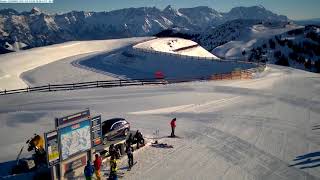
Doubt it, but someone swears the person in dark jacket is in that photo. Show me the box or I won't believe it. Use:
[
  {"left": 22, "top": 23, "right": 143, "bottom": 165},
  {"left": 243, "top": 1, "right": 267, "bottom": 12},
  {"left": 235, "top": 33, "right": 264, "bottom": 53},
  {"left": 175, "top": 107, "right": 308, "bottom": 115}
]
[
  {"left": 109, "top": 144, "right": 120, "bottom": 159},
  {"left": 170, "top": 118, "right": 176, "bottom": 137},
  {"left": 94, "top": 154, "right": 102, "bottom": 180},
  {"left": 126, "top": 144, "right": 134, "bottom": 170},
  {"left": 133, "top": 130, "right": 145, "bottom": 149},
  {"left": 126, "top": 133, "right": 134, "bottom": 146},
  {"left": 84, "top": 160, "right": 95, "bottom": 180}
]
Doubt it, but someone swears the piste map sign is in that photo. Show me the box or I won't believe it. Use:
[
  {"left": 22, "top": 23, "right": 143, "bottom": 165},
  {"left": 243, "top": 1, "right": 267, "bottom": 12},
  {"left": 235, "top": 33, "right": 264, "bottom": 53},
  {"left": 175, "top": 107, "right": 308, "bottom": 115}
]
[
  {"left": 45, "top": 130, "right": 60, "bottom": 167},
  {"left": 60, "top": 120, "right": 91, "bottom": 160},
  {"left": 91, "top": 115, "right": 102, "bottom": 147},
  {"left": 55, "top": 109, "right": 90, "bottom": 128}
]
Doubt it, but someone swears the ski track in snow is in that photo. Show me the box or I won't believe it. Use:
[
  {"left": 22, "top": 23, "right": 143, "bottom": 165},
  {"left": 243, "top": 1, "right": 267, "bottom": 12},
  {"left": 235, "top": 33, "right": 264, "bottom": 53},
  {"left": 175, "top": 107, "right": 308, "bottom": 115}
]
[
  {"left": 0, "top": 65, "right": 319, "bottom": 179},
  {"left": 0, "top": 36, "right": 320, "bottom": 179}
]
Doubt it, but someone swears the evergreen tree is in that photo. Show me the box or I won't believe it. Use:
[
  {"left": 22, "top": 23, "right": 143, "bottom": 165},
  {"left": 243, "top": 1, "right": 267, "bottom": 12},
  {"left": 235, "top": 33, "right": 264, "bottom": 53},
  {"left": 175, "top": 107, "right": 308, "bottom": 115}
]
[{"left": 275, "top": 55, "right": 289, "bottom": 66}]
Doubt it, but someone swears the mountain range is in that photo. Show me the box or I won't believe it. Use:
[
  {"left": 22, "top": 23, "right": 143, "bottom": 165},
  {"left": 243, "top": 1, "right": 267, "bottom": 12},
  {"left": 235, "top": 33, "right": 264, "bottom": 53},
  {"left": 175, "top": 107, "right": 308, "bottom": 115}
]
[{"left": 0, "top": 5, "right": 289, "bottom": 53}]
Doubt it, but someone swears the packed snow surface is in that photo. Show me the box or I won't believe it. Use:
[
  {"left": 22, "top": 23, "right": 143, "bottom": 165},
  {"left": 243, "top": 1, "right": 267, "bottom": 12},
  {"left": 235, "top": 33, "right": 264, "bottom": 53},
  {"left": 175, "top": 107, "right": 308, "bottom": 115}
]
[
  {"left": 0, "top": 65, "right": 320, "bottom": 180},
  {"left": 75, "top": 47, "right": 254, "bottom": 80},
  {"left": 134, "top": 37, "right": 219, "bottom": 58},
  {"left": 0, "top": 37, "right": 153, "bottom": 90},
  {"left": 21, "top": 37, "right": 246, "bottom": 85}
]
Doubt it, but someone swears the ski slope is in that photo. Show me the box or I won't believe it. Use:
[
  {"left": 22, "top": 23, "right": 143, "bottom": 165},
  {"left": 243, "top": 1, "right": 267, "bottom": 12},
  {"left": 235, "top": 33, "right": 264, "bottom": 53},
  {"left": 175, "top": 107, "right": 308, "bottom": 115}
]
[
  {"left": 21, "top": 37, "right": 247, "bottom": 86},
  {"left": 212, "top": 24, "right": 300, "bottom": 59},
  {"left": 0, "top": 37, "right": 153, "bottom": 90},
  {"left": 0, "top": 65, "right": 320, "bottom": 179},
  {"left": 134, "top": 37, "right": 219, "bottom": 59},
  {"left": 0, "top": 37, "right": 319, "bottom": 179}
]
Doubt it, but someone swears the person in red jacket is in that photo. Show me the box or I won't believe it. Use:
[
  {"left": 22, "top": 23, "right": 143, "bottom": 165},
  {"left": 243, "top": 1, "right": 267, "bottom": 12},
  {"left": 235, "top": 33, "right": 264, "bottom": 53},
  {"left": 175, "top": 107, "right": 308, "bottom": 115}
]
[
  {"left": 94, "top": 154, "right": 102, "bottom": 180},
  {"left": 170, "top": 118, "right": 176, "bottom": 137}
]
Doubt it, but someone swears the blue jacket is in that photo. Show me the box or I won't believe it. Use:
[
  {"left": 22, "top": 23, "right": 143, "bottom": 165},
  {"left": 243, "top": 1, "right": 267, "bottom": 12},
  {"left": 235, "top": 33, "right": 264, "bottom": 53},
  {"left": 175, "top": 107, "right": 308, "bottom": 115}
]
[{"left": 84, "top": 163, "right": 95, "bottom": 177}]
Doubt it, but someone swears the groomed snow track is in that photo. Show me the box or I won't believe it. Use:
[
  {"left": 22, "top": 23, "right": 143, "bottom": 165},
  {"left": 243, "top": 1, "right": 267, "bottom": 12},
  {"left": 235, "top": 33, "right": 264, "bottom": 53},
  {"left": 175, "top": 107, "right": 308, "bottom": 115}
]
[{"left": 0, "top": 37, "right": 320, "bottom": 180}]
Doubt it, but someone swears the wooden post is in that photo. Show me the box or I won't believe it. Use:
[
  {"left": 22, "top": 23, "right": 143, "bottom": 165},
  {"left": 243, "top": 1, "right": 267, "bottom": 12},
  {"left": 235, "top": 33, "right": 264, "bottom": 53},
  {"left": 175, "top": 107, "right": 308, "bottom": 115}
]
[
  {"left": 119, "top": 80, "right": 122, "bottom": 86},
  {"left": 4, "top": 89, "right": 6, "bottom": 94},
  {"left": 96, "top": 81, "right": 99, "bottom": 88},
  {"left": 48, "top": 84, "right": 51, "bottom": 91}
]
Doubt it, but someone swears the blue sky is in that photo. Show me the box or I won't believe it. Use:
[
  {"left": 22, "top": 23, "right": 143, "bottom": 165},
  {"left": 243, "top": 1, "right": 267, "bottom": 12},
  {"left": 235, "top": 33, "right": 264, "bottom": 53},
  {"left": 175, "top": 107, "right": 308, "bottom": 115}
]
[{"left": 1, "top": 0, "right": 320, "bottom": 20}]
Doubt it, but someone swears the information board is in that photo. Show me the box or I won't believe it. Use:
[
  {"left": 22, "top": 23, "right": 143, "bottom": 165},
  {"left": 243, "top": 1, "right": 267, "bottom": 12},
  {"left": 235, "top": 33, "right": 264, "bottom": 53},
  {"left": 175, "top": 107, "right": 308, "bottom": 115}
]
[
  {"left": 60, "top": 120, "right": 91, "bottom": 160},
  {"left": 91, "top": 115, "right": 102, "bottom": 147},
  {"left": 64, "top": 155, "right": 87, "bottom": 175},
  {"left": 56, "top": 109, "right": 90, "bottom": 128},
  {"left": 45, "top": 130, "right": 60, "bottom": 167}
]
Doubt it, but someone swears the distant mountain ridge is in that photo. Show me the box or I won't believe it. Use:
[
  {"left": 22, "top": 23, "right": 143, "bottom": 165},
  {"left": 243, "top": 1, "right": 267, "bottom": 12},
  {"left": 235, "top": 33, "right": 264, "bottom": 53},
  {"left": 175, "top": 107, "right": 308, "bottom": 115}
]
[{"left": 0, "top": 5, "right": 289, "bottom": 53}]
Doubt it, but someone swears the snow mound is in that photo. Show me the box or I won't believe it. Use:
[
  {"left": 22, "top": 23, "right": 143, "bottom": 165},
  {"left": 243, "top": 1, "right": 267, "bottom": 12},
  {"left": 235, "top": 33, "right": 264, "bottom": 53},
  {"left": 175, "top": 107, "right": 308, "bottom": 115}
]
[{"left": 134, "top": 38, "right": 219, "bottom": 59}]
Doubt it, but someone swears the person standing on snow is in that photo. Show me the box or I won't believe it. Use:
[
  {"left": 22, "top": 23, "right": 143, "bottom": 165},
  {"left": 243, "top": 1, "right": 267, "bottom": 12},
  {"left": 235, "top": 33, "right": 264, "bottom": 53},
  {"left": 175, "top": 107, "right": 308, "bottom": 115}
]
[
  {"left": 170, "top": 118, "right": 176, "bottom": 137},
  {"left": 126, "top": 133, "right": 134, "bottom": 146},
  {"left": 126, "top": 143, "right": 134, "bottom": 170},
  {"left": 94, "top": 154, "right": 102, "bottom": 180},
  {"left": 109, "top": 144, "right": 120, "bottom": 159},
  {"left": 109, "top": 156, "right": 118, "bottom": 180},
  {"left": 84, "top": 160, "right": 95, "bottom": 180},
  {"left": 133, "top": 130, "right": 145, "bottom": 149}
]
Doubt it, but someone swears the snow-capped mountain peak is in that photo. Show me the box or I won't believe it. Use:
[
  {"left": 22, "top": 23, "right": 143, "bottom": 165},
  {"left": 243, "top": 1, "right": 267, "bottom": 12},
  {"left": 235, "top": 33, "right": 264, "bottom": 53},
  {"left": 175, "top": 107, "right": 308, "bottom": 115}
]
[
  {"left": 0, "top": 5, "right": 290, "bottom": 54},
  {"left": 30, "top": 7, "right": 43, "bottom": 15},
  {"left": 0, "top": 8, "right": 18, "bottom": 16},
  {"left": 225, "top": 6, "right": 288, "bottom": 22}
]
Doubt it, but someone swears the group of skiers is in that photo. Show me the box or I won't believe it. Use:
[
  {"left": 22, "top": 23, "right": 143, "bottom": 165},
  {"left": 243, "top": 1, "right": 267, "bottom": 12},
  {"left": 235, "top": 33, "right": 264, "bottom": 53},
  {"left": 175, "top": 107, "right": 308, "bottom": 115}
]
[
  {"left": 84, "top": 154, "right": 102, "bottom": 180},
  {"left": 84, "top": 130, "right": 146, "bottom": 180},
  {"left": 84, "top": 118, "right": 177, "bottom": 180}
]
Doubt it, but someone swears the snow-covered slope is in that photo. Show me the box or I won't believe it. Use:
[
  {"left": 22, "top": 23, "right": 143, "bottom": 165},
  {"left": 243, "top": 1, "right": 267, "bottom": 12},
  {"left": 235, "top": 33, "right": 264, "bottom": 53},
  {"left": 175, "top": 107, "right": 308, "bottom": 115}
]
[
  {"left": 0, "top": 65, "right": 319, "bottom": 180},
  {"left": 213, "top": 25, "right": 320, "bottom": 72},
  {"left": 223, "top": 6, "right": 288, "bottom": 22},
  {"left": 0, "top": 37, "right": 153, "bottom": 90},
  {"left": 0, "top": 6, "right": 289, "bottom": 53},
  {"left": 199, "top": 19, "right": 299, "bottom": 54},
  {"left": 156, "top": 19, "right": 299, "bottom": 56},
  {"left": 134, "top": 37, "right": 218, "bottom": 58}
]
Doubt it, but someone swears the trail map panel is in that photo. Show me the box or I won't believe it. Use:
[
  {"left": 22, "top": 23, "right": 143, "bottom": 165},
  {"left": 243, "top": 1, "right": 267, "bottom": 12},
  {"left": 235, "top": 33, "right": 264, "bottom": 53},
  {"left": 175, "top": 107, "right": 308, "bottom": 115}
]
[
  {"left": 45, "top": 130, "right": 60, "bottom": 167},
  {"left": 60, "top": 120, "right": 91, "bottom": 160},
  {"left": 56, "top": 109, "right": 90, "bottom": 128},
  {"left": 91, "top": 115, "right": 102, "bottom": 147}
]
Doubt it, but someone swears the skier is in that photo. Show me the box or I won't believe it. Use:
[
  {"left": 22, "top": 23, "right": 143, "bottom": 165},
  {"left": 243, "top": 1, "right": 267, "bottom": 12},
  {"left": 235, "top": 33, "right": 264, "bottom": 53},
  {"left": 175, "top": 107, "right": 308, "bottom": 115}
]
[
  {"left": 133, "top": 130, "right": 145, "bottom": 149},
  {"left": 126, "top": 133, "right": 134, "bottom": 146},
  {"left": 94, "top": 154, "right": 102, "bottom": 180},
  {"left": 170, "top": 118, "right": 176, "bottom": 137},
  {"left": 126, "top": 143, "right": 134, "bottom": 170},
  {"left": 109, "top": 144, "right": 120, "bottom": 159},
  {"left": 84, "top": 160, "right": 95, "bottom": 180},
  {"left": 109, "top": 156, "right": 118, "bottom": 180}
]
